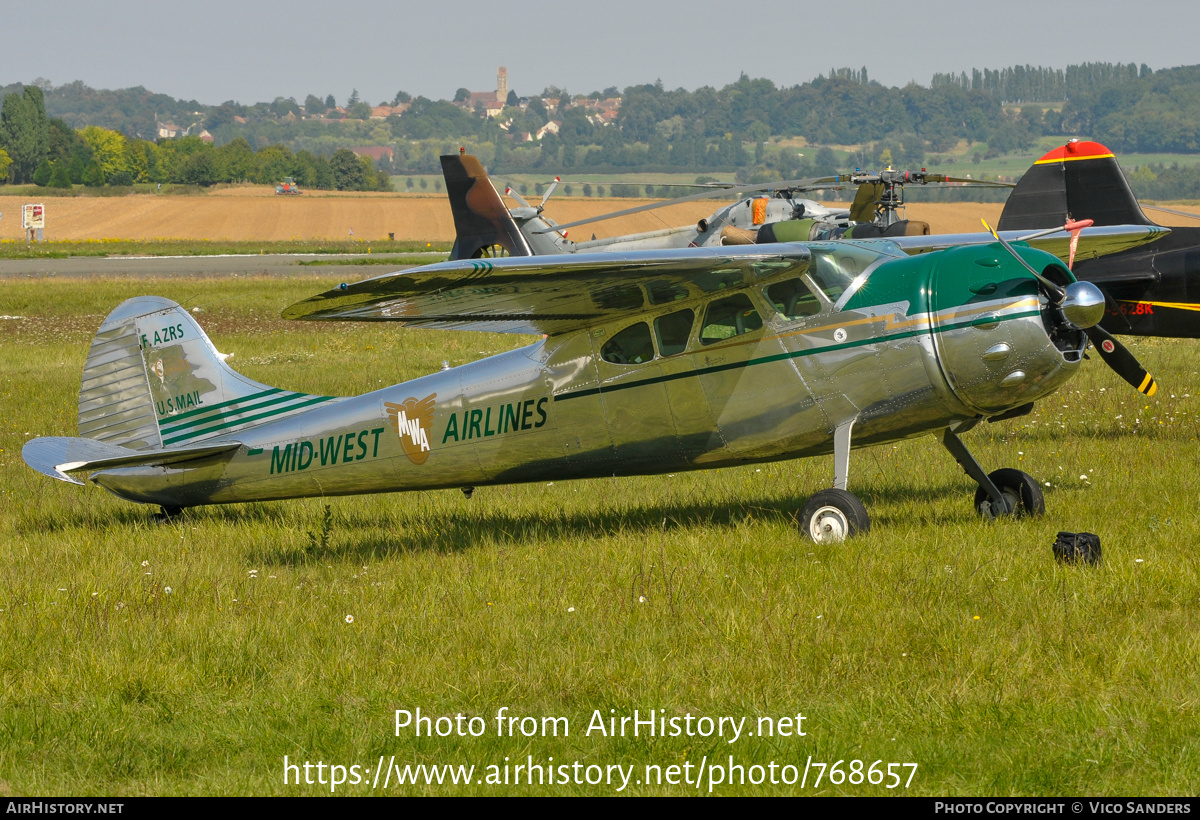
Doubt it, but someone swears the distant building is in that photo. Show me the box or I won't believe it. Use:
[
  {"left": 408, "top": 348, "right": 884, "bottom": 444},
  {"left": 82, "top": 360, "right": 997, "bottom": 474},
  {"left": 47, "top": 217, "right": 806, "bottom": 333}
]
[
  {"left": 197, "top": 129, "right": 215, "bottom": 143},
  {"left": 157, "top": 122, "right": 182, "bottom": 139},
  {"left": 371, "top": 104, "right": 409, "bottom": 119},
  {"left": 535, "top": 120, "right": 561, "bottom": 140},
  {"left": 465, "top": 91, "right": 498, "bottom": 110},
  {"left": 455, "top": 66, "right": 511, "bottom": 118}
]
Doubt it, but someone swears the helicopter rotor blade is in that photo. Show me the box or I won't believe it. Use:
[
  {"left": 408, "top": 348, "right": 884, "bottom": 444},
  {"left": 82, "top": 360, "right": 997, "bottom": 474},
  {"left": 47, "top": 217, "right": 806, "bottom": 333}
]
[
  {"left": 539, "top": 177, "right": 560, "bottom": 209},
  {"left": 534, "top": 171, "right": 1016, "bottom": 234},
  {"left": 933, "top": 175, "right": 1014, "bottom": 188},
  {"left": 531, "top": 175, "right": 842, "bottom": 233},
  {"left": 503, "top": 185, "right": 531, "bottom": 208}
]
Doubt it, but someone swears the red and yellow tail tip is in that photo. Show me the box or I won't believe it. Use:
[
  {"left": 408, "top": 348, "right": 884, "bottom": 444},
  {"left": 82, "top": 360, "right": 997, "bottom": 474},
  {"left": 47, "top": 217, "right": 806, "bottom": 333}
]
[{"left": 1034, "top": 140, "right": 1115, "bottom": 165}]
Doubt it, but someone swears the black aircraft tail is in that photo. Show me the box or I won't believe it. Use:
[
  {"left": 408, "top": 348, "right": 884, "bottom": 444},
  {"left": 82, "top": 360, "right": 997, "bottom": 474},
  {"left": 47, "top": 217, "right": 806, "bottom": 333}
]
[
  {"left": 440, "top": 153, "right": 533, "bottom": 260},
  {"left": 998, "top": 140, "right": 1156, "bottom": 231}
]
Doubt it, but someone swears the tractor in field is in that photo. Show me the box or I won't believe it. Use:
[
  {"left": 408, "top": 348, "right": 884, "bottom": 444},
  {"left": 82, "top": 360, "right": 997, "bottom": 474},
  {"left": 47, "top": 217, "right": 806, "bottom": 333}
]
[{"left": 275, "top": 177, "right": 302, "bottom": 195}]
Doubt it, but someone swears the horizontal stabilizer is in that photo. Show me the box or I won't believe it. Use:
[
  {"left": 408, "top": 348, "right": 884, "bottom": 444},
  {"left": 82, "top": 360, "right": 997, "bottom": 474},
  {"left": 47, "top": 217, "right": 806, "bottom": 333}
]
[{"left": 23, "top": 436, "right": 241, "bottom": 485}]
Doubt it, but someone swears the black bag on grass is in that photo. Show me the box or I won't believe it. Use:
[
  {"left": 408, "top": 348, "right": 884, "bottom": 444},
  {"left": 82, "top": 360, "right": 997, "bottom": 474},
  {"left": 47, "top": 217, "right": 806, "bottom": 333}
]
[{"left": 1053, "top": 531, "right": 1101, "bottom": 565}]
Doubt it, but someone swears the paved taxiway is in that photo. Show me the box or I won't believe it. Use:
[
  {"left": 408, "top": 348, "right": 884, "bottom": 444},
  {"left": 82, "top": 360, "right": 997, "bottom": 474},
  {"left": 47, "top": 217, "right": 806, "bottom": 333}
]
[{"left": 0, "top": 253, "right": 440, "bottom": 278}]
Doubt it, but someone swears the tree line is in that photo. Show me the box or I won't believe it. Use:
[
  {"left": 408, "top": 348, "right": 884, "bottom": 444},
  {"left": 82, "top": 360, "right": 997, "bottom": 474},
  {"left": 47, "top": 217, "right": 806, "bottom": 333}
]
[
  {"left": 0, "top": 87, "right": 390, "bottom": 190},
  {"left": 4, "top": 62, "right": 1200, "bottom": 197}
]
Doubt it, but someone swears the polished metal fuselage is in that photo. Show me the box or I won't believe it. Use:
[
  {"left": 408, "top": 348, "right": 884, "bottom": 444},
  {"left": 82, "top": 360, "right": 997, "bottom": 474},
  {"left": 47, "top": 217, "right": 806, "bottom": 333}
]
[{"left": 90, "top": 250, "right": 1084, "bottom": 509}]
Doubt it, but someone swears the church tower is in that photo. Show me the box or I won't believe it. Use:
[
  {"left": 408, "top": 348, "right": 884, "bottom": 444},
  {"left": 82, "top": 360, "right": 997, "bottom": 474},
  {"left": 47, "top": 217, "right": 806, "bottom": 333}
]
[{"left": 497, "top": 66, "right": 508, "bottom": 103}]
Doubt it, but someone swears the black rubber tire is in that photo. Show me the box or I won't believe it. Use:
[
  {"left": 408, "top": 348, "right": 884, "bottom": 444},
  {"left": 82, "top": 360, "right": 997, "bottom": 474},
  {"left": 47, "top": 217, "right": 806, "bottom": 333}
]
[
  {"left": 153, "top": 505, "right": 185, "bottom": 524},
  {"left": 798, "top": 489, "right": 870, "bottom": 543},
  {"left": 974, "top": 468, "right": 1045, "bottom": 519}
]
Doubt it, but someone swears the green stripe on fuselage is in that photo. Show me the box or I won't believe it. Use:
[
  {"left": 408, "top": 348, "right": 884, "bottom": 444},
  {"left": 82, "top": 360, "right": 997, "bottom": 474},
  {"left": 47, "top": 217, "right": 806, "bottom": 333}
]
[
  {"left": 159, "top": 390, "right": 324, "bottom": 435},
  {"left": 155, "top": 387, "right": 284, "bottom": 426},
  {"left": 161, "top": 395, "right": 338, "bottom": 445}
]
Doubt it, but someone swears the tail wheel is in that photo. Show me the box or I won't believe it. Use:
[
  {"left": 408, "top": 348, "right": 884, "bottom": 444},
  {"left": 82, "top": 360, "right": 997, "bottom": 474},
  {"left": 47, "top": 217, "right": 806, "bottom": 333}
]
[
  {"left": 798, "top": 489, "right": 870, "bottom": 543},
  {"left": 974, "top": 468, "right": 1045, "bottom": 520}
]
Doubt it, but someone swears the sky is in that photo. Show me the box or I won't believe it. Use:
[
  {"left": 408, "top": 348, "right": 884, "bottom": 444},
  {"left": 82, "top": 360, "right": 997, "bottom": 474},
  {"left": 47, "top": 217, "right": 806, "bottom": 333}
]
[{"left": 8, "top": 0, "right": 1200, "bottom": 106}]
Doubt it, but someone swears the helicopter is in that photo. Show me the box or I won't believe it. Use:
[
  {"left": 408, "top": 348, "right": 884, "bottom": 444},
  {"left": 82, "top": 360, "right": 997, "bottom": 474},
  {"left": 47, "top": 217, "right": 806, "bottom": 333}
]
[{"left": 440, "top": 150, "right": 1012, "bottom": 260}]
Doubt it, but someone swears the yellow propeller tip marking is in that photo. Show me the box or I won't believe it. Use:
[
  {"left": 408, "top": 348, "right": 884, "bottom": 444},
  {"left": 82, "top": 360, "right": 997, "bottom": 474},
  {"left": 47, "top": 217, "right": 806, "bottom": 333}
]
[{"left": 1138, "top": 374, "right": 1157, "bottom": 396}]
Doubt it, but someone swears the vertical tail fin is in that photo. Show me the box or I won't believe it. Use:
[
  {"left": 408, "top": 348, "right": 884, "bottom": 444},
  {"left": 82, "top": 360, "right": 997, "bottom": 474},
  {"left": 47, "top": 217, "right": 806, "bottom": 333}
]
[
  {"left": 78, "top": 296, "right": 334, "bottom": 451},
  {"left": 440, "top": 153, "right": 533, "bottom": 260},
  {"left": 998, "top": 140, "right": 1155, "bottom": 231}
]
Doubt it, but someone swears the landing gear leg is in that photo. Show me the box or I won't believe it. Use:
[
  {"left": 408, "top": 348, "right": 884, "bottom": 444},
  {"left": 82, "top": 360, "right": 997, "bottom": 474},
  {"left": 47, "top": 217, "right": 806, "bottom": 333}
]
[
  {"left": 798, "top": 419, "right": 870, "bottom": 542},
  {"left": 941, "top": 428, "right": 1045, "bottom": 519}
]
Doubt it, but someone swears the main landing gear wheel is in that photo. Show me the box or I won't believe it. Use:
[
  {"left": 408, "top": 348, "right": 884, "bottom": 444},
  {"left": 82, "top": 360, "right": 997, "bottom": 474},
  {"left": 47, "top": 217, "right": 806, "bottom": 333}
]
[
  {"left": 974, "top": 469, "right": 1045, "bottom": 520},
  {"left": 153, "top": 505, "right": 185, "bottom": 524},
  {"left": 798, "top": 489, "right": 870, "bottom": 543}
]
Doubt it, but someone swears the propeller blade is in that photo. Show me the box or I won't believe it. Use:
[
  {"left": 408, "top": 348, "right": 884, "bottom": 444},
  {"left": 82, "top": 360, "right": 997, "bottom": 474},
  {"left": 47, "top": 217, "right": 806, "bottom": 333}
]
[
  {"left": 503, "top": 185, "right": 531, "bottom": 208},
  {"left": 981, "top": 219, "right": 1067, "bottom": 303},
  {"left": 1085, "top": 325, "right": 1158, "bottom": 396},
  {"left": 989, "top": 213, "right": 1157, "bottom": 395},
  {"left": 532, "top": 174, "right": 842, "bottom": 233}
]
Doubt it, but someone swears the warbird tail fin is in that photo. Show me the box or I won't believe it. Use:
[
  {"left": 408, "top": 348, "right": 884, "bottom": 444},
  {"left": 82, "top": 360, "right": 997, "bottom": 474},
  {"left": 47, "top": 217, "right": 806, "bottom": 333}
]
[
  {"left": 440, "top": 152, "right": 533, "bottom": 261},
  {"left": 998, "top": 140, "right": 1155, "bottom": 231}
]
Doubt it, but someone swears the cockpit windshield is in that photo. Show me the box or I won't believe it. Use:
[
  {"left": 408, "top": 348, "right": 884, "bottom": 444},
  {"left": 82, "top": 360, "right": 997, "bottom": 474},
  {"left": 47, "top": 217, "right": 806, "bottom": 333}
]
[{"left": 806, "top": 242, "right": 902, "bottom": 303}]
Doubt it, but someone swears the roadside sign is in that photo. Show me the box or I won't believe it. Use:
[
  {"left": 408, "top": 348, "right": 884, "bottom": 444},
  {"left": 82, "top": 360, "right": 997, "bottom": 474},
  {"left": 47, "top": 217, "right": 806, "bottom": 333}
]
[{"left": 22, "top": 204, "right": 45, "bottom": 230}]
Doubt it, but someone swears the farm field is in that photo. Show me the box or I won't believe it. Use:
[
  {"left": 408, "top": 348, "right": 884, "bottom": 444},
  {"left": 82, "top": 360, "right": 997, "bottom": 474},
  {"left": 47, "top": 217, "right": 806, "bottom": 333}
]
[
  {"left": 2, "top": 183, "right": 1198, "bottom": 247},
  {"left": 1, "top": 275, "right": 1198, "bottom": 795}
]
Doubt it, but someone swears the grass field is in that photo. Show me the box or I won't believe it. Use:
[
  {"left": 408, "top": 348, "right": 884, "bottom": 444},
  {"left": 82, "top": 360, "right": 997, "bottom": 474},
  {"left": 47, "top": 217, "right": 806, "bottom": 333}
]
[{"left": 1, "top": 274, "right": 1198, "bottom": 796}]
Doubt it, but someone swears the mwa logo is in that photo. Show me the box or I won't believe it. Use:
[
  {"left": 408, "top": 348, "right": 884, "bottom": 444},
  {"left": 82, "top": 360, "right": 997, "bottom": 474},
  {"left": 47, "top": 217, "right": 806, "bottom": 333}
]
[{"left": 385, "top": 394, "right": 436, "bottom": 465}]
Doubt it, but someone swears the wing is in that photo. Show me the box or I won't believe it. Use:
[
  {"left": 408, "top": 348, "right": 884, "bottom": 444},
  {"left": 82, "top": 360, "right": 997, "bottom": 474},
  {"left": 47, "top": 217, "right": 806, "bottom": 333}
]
[
  {"left": 889, "top": 224, "right": 1169, "bottom": 262},
  {"left": 282, "top": 245, "right": 813, "bottom": 335}
]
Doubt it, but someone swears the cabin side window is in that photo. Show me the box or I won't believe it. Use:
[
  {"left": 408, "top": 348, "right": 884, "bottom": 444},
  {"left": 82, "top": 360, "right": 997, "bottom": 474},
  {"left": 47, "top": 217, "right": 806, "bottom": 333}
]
[
  {"left": 600, "top": 322, "right": 655, "bottom": 365},
  {"left": 654, "top": 309, "right": 695, "bottom": 357},
  {"left": 699, "top": 294, "right": 763, "bottom": 345},
  {"left": 765, "top": 278, "right": 821, "bottom": 319}
]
